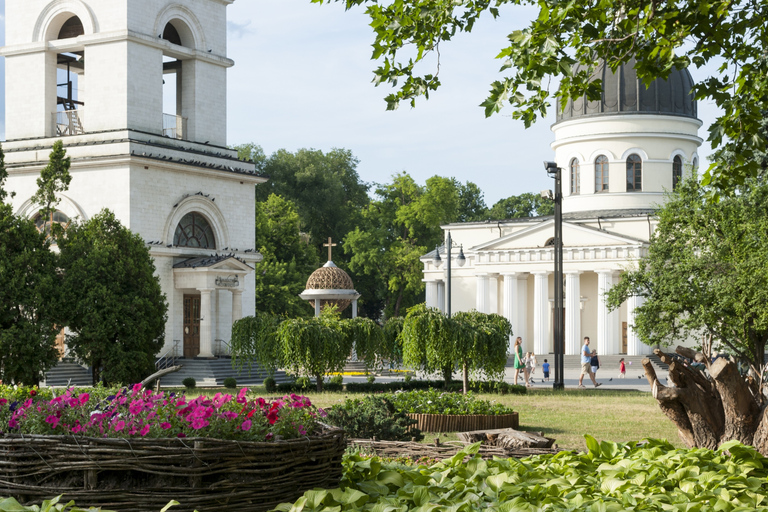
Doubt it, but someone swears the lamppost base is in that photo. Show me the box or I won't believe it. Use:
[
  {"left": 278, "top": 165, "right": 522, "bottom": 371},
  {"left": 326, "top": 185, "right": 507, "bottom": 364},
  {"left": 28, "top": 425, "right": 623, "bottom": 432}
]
[{"left": 552, "top": 382, "right": 565, "bottom": 391}]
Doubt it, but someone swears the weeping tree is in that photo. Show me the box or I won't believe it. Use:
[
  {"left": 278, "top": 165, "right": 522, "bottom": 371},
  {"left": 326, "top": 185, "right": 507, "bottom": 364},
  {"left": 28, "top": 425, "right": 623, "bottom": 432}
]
[
  {"left": 608, "top": 177, "right": 768, "bottom": 453},
  {"left": 343, "top": 316, "right": 386, "bottom": 373},
  {"left": 382, "top": 316, "right": 405, "bottom": 367},
  {"left": 230, "top": 311, "right": 283, "bottom": 377},
  {"left": 401, "top": 304, "right": 510, "bottom": 393}
]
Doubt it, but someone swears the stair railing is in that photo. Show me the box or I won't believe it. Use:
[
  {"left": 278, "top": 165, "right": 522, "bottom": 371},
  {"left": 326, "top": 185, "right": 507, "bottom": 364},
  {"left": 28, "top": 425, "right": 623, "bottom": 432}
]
[
  {"left": 214, "top": 339, "right": 231, "bottom": 357},
  {"left": 155, "top": 340, "right": 181, "bottom": 370}
]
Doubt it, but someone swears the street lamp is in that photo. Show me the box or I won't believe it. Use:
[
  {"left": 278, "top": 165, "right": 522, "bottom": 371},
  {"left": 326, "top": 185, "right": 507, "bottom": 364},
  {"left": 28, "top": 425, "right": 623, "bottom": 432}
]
[
  {"left": 544, "top": 161, "right": 565, "bottom": 390},
  {"left": 433, "top": 230, "right": 465, "bottom": 318}
]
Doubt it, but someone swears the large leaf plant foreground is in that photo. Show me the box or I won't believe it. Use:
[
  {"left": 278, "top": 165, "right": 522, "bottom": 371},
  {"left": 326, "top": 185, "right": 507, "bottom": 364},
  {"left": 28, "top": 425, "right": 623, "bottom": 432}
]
[{"left": 275, "top": 437, "right": 768, "bottom": 511}]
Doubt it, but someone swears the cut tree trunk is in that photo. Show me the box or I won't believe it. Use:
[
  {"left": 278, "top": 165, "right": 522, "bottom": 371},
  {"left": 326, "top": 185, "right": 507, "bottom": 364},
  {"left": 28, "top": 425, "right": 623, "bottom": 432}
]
[
  {"left": 645, "top": 347, "right": 768, "bottom": 454},
  {"left": 457, "top": 428, "right": 555, "bottom": 449}
]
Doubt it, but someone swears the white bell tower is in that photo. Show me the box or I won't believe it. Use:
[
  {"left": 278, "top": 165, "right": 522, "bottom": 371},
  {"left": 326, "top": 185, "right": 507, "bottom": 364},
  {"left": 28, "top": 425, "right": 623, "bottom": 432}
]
[{"left": 1, "top": 0, "right": 265, "bottom": 361}]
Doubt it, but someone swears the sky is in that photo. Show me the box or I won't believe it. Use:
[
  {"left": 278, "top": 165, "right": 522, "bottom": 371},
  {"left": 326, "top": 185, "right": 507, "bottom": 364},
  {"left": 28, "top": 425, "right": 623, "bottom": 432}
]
[{"left": 0, "top": 0, "right": 719, "bottom": 206}]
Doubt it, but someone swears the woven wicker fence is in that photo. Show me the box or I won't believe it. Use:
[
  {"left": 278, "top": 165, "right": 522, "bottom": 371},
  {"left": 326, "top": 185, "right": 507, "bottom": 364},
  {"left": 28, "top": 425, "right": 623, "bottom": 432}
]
[
  {"left": 0, "top": 428, "right": 345, "bottom": 512},
  {"left": 407, "top": 413, "right": 519, "bottom": 432}
]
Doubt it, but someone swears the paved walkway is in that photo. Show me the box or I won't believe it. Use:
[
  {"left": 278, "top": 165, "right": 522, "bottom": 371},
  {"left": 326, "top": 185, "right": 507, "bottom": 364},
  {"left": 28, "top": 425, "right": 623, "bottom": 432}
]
[{"left": 342, "top": 363, "right": 667, "bottom": 392}]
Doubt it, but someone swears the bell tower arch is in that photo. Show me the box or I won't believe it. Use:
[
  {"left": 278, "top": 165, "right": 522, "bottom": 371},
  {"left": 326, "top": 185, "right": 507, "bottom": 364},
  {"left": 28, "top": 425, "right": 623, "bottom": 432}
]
[{"left": 2, "top": 0, "right": 232, "bottom": 145}]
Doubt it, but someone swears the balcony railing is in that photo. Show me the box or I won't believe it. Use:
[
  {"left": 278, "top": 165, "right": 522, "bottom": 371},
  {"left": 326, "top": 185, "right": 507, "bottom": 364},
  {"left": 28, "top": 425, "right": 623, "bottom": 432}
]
[
  {"left": 53, "top": 109, "right": 85, "bottom": 136},
  {"left": 163, "top": 113, "right": 187, "bottom": 140}
]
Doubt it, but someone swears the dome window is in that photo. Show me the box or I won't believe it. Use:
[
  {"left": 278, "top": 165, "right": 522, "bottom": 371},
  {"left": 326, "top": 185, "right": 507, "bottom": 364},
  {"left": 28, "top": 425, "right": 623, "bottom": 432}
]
[
  {"left": 595, "top": 155, "right": 609, "bottom": 192},
  {"left": 569, "top": 158, "right": 580, "bottom": 195},
  {"left": 173, "top": 212, "right": 216, "bottom": 249},
  {"left": 673, "top": 156, "right": 683, "bottom": 189},
  {"left": 626, "top": 154, "right": 642, "bottom": 191}
]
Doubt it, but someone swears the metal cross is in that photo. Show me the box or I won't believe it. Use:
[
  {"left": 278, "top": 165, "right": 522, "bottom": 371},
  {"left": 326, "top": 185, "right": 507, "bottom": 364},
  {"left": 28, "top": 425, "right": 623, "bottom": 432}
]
[{"left": 323, "top": 237, "right": 337, "bottom": 261}]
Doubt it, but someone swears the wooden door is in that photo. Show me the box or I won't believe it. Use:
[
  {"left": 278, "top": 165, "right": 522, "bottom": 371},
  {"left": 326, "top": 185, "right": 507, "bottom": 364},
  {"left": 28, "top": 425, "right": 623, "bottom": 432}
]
[
  {"left": 622, "top": 322, "right": 628, "bottom": 354},
  {"left": 183, "top": 295, "right": 201, "bottom": 358}
]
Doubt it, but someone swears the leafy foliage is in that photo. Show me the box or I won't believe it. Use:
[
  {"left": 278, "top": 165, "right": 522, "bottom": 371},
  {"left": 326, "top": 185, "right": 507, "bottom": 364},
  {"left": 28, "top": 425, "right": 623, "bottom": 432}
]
[
  {"left": 182, "top": 377, "right": 196, "bottom": 390},
  {"left": 607, "top": 178, "right": 768, "bottom": 370},
  {"left": 263, "top": 377, "right": 277, "bottom": 393},
  {"left": 0, "top": 495, "right": 119, "bottom": 512},
  {"left": 324, "top": 395, "right": 422, "bottom": 441},
  {"left": 253, "top": 194, "right": 318, "bottom": 317},
  {"left": 223, "top": 377, "right": 237, "bottom": 389},
  {"left": 488, "top": 192, "right": 554, "bottom": 220},
  {"left": 343, "top": 317, "right": 387, "bottom": 372},
  {"left": 386, "top": 389, "right": 514, "bottom": 416},
  {"left": 30, "top": 140, "right": 72, "bottom": 240},
  {"left": 231, "top": 312, "right": 283, "bottom": 377},
  {"left": 401, "top": 305, "right": 510, "bottom": 387},
  {"left": 58, "top": 210, "right": 167, "bottom": 385},
  {"left": 278, "top": 312, "right": 353, "bottom": 392},
  {"left": 312, "top": 0, "right": 768, "bottom": 194},
  {"left": 0, "top": 145, "right": 62, "bottom": 386},
  {"left": 279, "top": 438, "right": 768, "bottom": 511}
]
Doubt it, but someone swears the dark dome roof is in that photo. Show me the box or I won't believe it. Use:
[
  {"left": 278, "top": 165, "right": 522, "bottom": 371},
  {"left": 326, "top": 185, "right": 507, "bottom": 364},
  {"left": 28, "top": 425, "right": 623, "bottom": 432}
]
[{"left": 556, "top": 59, "right": 697, "bottom": 123}]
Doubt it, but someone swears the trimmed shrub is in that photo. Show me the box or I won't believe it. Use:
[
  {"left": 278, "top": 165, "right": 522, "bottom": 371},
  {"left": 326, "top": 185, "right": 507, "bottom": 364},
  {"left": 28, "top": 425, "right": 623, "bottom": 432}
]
[
  {"left": 366, "top": 374, "right": 376, "bottom": 384},
  {"left": 263, "top": 376, "right": 277, "bottom": 392},
  {"left": 223, "top": 377, "right": 237, "bottom": 389},
  {"left": 182, "top": 377, "right": 196, "bottom": 390},
  {"left": 329, "top": 375, "right": 344, "bottom": 386},
  {"left": 325, "top": 395, "right": 423, "bottom": 441}
]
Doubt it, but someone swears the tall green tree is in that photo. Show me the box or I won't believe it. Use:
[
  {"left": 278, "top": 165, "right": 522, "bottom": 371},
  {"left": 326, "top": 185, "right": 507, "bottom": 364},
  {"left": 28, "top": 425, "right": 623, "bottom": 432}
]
[
  {"left": 30, "top": 140, "right": 72, "bottom": 239},
  {"left": 252, "top": 147, "right": 370, "bottom": 250},
  {"left": 607, "top": 178, "right": 768, "bottom": 371},
  {"left": 58, "top": 210, "right": 168, "bottom": 385},
  {"left": 253, "top": 194, "right": 319, "bottom": 317},
  {"left": 313, "top": 0, "right": 768, "bottom": 194},
  {"left": 488, "top": 192, "right": 554, "bottom": 220},
  {"left": 0, "top": 145, "right": 62, "bottom": 385}
]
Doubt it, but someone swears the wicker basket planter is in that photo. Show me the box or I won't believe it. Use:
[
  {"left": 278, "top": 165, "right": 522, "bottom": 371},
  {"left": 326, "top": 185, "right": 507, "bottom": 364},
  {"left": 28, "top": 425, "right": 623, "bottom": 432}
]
[
  {"left": 0, "top": 427, "right": 345, "bottom": 512},
  {"left": 407, "top": 413, "right": 519, "bottom": 432}
]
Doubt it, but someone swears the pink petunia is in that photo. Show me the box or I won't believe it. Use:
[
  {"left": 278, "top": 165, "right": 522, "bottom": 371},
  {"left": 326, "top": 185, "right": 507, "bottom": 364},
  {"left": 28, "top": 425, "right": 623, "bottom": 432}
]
[
  {"left": 241, "top": 419, "right": 252, "bottom": 431},
  {"left": 265, "top": 432, "right": 273, "bottom": 441},
  {"left": 221, "top": 411, "right": 238, "bottom": 421},
  {"left": 177, "top": 432, "right": 186, "bottom": 438},
  {"left": 190, "top": 417, "right": 209, "bottom": 430},
  {"left": 318, "top": 408, "right": 327, "bottom": 418},
  {"left": 140, "top": 424, "right": 151, "bottom": 437},
  {"left": 113, "top": 420, "right": 126, "bottom": 432},
  {"left": 160, "top": 422, "right": 172, "bottom": 430},
  {"left": 78, "top": 393, "right": 90, "bottom": 405},
  {"left": 267, "top": 409, "right": 278, "bottom": 425},
  {"left": 0, "top": 398, "right": 7, "bottom": 406},
  {"left": 236, "top": 388, "right": 248, "bottom": 404},
  {"left": 128, "top": 400, "right": 145, "bottom": 415},
  {"left": 45, "top": 415, "right": 60, "bottom": 428},
  {"left": 131, "top": 383, "right": 143, "bottom": 397}
]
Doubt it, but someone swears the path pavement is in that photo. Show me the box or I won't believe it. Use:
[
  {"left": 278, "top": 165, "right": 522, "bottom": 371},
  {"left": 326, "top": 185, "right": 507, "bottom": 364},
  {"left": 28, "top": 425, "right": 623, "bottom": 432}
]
[{"left": 342, "top": 363, "right": 667, "bottom": 392}]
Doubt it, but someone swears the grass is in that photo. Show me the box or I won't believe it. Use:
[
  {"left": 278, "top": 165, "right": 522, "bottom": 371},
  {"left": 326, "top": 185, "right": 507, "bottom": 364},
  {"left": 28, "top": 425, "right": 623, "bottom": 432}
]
[{"left": 183, "top": 386, "right": 682, "bottom": 452}]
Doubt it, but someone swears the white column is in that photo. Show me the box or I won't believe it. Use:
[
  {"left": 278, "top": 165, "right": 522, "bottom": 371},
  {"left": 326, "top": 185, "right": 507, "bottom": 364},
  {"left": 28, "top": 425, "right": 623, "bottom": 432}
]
[
  {"left": 198, "top": 289, "right": 214, "bottom": 358},
  {"left": 352, "top": 299, "right": 358, "bottom": 318},
  {"left": 565, "top": 271, "right": 582, "bottom": 355},
  {"left": 532, "top": 271, "right": 550, "bottom": 354},
  {"left": 231, "top": 290, "right": 243, "bottom": 325},
  {"left": 214, "top": 290, "right": 220, "bottom": 342},
  {"left": 476, "top": 273, "right": 489, "bottom": 313},
  {"left": 314, "top": 299, "right": 321, "bottom": 317},
  {"left": 597, "top": 271, "right": 619, "bottom": 355},
  {"left": 436, "top": 281, "right": 445, "bottom": 313},
  {"left": 502, "top": 273, "right": 518, "bottom": 351},
  {"left": 517, "top": 274, "right": 528, "bottom": 342},
  {"left": 627, "top": 294, "right": 646, "bottom": 355},
  {"left": 425, "top": 281, "right": 438, "bottom": 309},
  {"left": 488, "top": 274, "right": 499, "bottom": 314}
]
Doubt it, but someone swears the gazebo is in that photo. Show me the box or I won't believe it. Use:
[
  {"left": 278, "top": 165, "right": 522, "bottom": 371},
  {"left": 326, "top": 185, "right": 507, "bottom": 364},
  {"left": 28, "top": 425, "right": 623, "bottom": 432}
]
[{"left": 299, "top": 238, "right": 361, "bottom": 317}]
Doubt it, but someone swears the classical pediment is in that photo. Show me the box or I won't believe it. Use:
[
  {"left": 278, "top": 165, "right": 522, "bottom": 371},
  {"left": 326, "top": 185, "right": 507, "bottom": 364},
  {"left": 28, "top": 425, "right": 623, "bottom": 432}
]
[{"left": 471, "top": 219, "right": 646, "bottom": 252}]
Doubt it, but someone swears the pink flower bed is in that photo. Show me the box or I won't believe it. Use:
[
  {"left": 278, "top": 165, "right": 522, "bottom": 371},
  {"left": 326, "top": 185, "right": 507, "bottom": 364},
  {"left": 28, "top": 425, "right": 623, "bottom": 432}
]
[{"left": 0, "top": 384, "right": 327, "bottom": 441}]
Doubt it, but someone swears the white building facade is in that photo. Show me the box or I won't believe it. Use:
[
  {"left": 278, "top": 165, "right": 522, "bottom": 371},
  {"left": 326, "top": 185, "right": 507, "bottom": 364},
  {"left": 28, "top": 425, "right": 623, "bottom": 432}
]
[
  {"left": 422, "top": 61, "right": 703, "bottom": 356},
  {"left": 1, "top": 0, "right": 264, "bottom": 359}
]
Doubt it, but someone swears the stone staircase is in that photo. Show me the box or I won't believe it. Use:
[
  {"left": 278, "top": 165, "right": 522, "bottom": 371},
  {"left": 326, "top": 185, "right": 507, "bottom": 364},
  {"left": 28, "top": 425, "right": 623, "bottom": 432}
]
[
  {"left": 158, "top": 358, "right": 293, "bottom": 388},
  {"left": 43, "top": 360, "right": 93, "bottom": 387}
]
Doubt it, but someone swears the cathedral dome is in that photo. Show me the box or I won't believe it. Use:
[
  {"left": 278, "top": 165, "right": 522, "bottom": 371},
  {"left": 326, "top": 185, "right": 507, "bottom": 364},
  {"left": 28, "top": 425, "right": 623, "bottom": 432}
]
[
  {"left": 304, "top": 261, "right": 355, "bottom": 311},
  {"left": 556, "top": 59, "right": 697, "bottom": 123}
]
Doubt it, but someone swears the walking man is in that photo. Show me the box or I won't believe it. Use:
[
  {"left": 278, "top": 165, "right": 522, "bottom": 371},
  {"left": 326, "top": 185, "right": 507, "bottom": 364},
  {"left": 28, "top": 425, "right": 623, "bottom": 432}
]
[{"left": 578, "top": 337, "right": 602, "bottom": 388}]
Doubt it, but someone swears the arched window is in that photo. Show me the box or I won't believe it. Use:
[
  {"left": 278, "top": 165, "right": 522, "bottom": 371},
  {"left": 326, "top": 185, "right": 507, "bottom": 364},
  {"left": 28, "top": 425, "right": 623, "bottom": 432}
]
[
  {"left": 33, "top": 210, "right": 70, "bottom": 235},
  {"left": 58, "top": 16, "right": 84, "bottom": 39},
  {"left": 174, "top": 212, "right": 216, "bottom": 248},
  {"left": 692, "top": 157, "right": 699, "bottom": 171},
  {"left": 569, "top": 158, "right": 580, "bottom": 194},
  {"left": 626, "top": 154, "right": 642, "bottom": 191},
  {"left": 672, "top": 155, "right": 683, "bottom": 189},
  {"left": 595, "top": 155, "right": 609, "bottom": 192},
  {"left": 544, "top": 237, "right": 555, "bottom": 247}
]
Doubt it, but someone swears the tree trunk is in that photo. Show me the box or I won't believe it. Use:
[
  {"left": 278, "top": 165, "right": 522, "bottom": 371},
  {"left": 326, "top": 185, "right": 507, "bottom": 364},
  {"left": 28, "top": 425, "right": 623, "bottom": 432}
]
[
  {"left": 442, "top": 365, "right": 452, "bottom": 388},
  {"left": 646, "top": 347, "right": 768, "bottom": 454},
  {"left": 315, "top": 374, "right": 324, "bottom": 392},
  {"left": 462, "top": 362, "right": 469, "bottom": 395}
]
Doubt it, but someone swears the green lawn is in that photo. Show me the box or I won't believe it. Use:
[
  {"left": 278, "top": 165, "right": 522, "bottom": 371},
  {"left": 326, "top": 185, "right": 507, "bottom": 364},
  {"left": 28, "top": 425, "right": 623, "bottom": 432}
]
[{"left": 194, "top": 386, "right": 682, "bottom": 452}]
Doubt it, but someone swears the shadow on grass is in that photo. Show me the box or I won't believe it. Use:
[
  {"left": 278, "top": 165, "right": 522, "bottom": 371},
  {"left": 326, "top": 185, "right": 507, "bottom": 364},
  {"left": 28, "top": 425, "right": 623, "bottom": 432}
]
[{"left": 526, "top": 389, "right": 648, "bottom": 397}]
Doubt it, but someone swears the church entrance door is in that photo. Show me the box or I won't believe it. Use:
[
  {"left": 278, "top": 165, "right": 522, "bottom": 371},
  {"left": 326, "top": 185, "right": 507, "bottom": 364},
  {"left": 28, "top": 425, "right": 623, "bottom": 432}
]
[
  {"left": 622, "top": 322, "right": 628, "bottom": 353},
  {"left": 183, "top": 294, "right": 201, "bottom": 358}
]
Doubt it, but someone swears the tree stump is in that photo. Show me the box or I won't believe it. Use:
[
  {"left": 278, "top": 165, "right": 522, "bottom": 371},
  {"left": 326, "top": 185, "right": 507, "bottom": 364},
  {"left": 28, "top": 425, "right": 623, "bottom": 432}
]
[
  {"left": 644, "top": 347, "right": 768, "bottom": 454},
  {"left": 456, "top": 428, "right": 555, "bottom": 449}
]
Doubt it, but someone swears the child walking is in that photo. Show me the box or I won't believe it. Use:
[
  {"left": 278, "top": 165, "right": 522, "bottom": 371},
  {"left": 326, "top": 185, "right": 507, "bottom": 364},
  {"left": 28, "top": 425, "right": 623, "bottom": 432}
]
[
  {"left": 542, "top": 359, "right": 550, "bottom": 382},
  {"left": 619, "top": 358, "right": 626, "bottom": 378}
]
